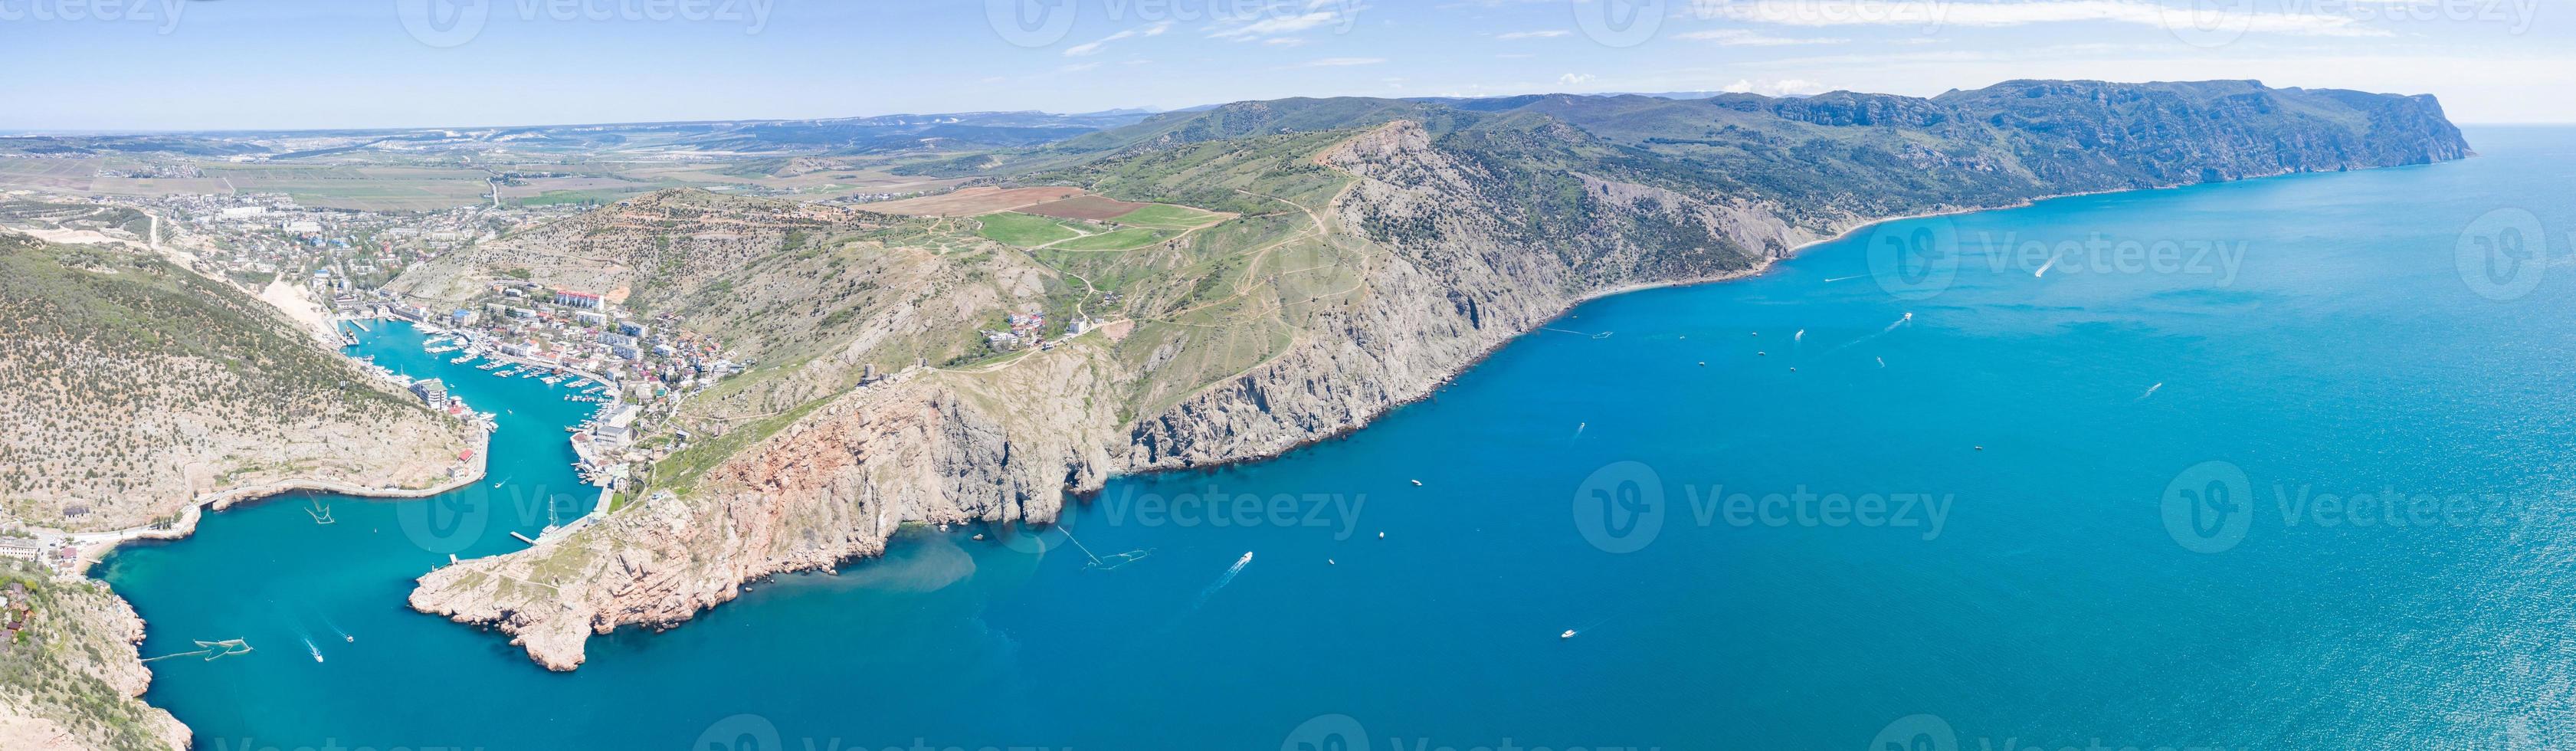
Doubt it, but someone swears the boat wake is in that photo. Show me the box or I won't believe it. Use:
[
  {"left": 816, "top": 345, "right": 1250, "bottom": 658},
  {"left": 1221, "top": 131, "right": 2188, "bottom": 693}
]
[
  {"left": 1822, "top": 313, "right": 1916, "bottom": 356},
  {"left": 2138, "top": 382, "right": 2164, "bottom": 401},
  {"left": 1189, "top": 552, "right": 1254, "bottom": 611}
]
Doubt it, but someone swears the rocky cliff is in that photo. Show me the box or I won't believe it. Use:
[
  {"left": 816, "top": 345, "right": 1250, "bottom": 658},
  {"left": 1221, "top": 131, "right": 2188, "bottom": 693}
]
[
  {"left": 405, "top": 80, "right": 2473, "bottom": 669},
  {"left": 0, "top": 560, "right": 188, "bottom": 751}
]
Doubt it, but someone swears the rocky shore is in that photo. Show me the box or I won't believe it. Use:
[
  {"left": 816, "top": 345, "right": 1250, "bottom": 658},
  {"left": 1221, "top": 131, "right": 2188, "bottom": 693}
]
[{"left": 404, "top": 82, "right": 2473, "bottom": 670}]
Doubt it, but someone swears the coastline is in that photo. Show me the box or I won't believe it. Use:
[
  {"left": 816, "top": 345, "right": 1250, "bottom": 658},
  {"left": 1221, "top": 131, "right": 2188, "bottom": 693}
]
[
  {"left": 405, "top": 152, "right": 2486, "bottom": 672},
  {"left": 67, "top": 428, "right": 492, "bottom": 572},
  {"left": 1053, "top": 159, "right": 2466, "bottom": 504}
]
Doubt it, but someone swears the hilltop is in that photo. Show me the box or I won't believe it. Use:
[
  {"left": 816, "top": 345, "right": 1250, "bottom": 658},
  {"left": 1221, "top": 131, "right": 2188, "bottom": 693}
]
[
  {"left": 0, "top": 234, "right": 475, "bottom": 533},
  {"left": 395, "top": 80, "right": 2470, "bottom": 668},
  {"left": 0, "top": 559, "right": 186, "bottom": 750}
]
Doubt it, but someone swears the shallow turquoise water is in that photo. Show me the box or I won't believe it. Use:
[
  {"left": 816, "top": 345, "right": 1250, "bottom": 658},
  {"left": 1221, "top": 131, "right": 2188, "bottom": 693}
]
[{"left": 98, "top": 127, "right": 2576, "bottom": 750}]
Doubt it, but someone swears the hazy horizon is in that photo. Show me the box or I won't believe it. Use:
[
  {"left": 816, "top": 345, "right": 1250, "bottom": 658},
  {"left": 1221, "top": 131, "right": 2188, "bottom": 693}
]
[{"left": 4, "top": 0, "right": 2568, "bottom": 131}]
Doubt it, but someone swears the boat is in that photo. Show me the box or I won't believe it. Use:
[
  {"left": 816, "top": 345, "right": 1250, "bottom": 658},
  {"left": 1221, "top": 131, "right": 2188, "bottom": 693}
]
[
  {"left": 1561, "top": 630, "right": 1577, "bottom": 640},
  {"left": 542, "top": 376, "right": 565, "bottom": 385},
  {"left": 449, "top": 353, "right": 477, "bottom": 365}
]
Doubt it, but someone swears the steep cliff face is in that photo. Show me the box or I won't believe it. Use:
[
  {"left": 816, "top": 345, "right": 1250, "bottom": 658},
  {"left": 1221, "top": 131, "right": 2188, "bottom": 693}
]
[
  {"left": 1126, "top": 121, "right": 1811, "bottom": 468},
  {"left": 413, "top": 340, "right": 1128, "bottom": 669},
  {"left": 0, "top": 561, "right": 188, "bottom": 751},
  {"left": 406, "top": 81, "right": 2473, "bottom": 669}
]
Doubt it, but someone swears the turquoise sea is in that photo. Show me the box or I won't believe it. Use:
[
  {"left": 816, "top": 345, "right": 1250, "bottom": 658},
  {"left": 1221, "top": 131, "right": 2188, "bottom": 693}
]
[{"left": 97, "top": 126, "right": 2576, "bottom": 750}]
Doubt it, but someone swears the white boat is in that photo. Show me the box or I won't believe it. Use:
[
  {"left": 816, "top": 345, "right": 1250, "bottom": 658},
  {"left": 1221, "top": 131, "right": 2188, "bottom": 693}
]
[
  {"left": 1561, "top": 630, "right": 1577, "bottom": 640},
  {"left": 449, "top": 353, "right": 477, "bottom": 365}
]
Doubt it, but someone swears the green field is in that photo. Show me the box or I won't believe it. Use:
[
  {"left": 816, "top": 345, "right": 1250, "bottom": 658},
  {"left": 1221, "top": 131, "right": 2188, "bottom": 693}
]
[
  {"left": 1107, "top": 204, "right": 1222, "bottom": 230},
  {"left": 1054, "top": 226, "right": 1177, "bottom": 251},
  {"left": 972, "top": 212, "right": 1086, "bottom": 246}
]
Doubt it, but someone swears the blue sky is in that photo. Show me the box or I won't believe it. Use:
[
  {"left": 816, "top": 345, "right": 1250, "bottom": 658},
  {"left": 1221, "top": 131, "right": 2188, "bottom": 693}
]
[{"left": 2, "top": 0, "right": 2567, "bottom": 130}]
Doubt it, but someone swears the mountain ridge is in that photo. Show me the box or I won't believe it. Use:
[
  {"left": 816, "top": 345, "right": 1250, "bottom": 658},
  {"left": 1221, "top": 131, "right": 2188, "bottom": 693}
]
[{"left": 393, "top": 80, "right": 2469, "bottom": 669}]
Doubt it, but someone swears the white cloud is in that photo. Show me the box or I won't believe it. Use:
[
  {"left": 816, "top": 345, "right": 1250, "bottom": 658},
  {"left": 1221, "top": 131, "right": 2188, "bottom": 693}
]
[
  {"left": 1211, "top": 6, "right": 1363, "bottom": 41},
  {"left": 1715, "top": 0, "right": 2392, "bottom": 38},
  {"left": 1722, "top": 78, "right": 1834, "bottom": 96},
  {"left": 1497, "top": 29, "right": 1573, "bottom": 40},
  {"left": 1676, "top": 28, "right": 1850, "bottom": 46},
  {"left": 1560, "top": 73, "right": 1598, "bottom": 85},
  {"left": 1064, "top": 22, "right": 1173, "bottom": 57}
]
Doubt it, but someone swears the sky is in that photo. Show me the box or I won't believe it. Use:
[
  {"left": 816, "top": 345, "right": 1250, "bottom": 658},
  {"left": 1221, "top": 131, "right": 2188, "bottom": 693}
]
[{"left": 2, "top": 0, "right": 2568, "bottom": 131}]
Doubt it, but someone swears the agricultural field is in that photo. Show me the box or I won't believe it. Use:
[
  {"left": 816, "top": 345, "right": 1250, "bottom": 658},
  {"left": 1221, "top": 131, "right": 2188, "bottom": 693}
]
[
  {"left": 971, "top": 211, "right": 1188, "bottom": 251},
  {"left": 201, "top": 164, "right": 496, "bottom": 211},
  {"left": 972, "top": 212, "right": 1086, "bottom": 246},
  {"left": 1052, "top": 226, "right": 1178, "bottom": 251},
  {"left": 1105, "top": 203, "right": 1227, "bottom": 230},
  {"left": 0, "top": 158, "right": 98, "bottom": 190},
  {"left": 858, "top": 186, "right": 1083, "bottom": 216},
  {"left": 1019, "top": 194, "right": 1147, "bottom": 220},
  {"left": 618, "top": 161, "right": 963, "bottom": 202}
]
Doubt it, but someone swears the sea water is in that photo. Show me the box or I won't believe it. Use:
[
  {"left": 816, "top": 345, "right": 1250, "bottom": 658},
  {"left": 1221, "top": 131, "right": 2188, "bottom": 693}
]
[{"left": 97, "top": 126, "right": 2576, "bottom": 749}]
